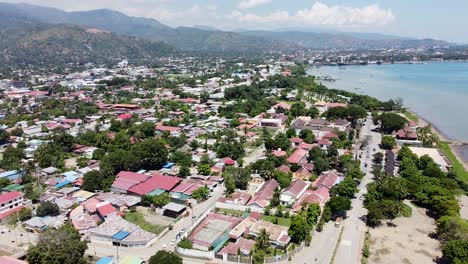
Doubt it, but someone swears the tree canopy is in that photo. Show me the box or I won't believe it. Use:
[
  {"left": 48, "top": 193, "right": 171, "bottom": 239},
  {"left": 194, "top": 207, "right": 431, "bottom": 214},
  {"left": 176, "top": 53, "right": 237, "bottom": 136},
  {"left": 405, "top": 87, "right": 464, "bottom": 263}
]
[{"left": 27, "top": 225, "right": 88, "bottom": 264}]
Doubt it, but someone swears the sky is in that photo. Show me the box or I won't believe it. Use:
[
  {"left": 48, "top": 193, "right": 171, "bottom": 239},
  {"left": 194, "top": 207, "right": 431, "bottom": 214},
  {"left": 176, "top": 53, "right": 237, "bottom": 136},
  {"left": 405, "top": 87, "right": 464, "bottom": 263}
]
[{"left": 3, "top": 0, "right": 468, "bottom": 42}]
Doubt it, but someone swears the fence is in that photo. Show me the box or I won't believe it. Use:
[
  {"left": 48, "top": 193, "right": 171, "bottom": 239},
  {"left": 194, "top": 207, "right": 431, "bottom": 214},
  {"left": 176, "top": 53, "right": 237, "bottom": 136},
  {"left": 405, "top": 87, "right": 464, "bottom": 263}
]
[
  {"left": 214, "top": 243, "right": 306, "bottom": 264},
  {"left": 264, "top": 243, "right": 305, "bottom": 263},
  {"left": 175, "top": 246, "right": 214, "bottom": 260}
]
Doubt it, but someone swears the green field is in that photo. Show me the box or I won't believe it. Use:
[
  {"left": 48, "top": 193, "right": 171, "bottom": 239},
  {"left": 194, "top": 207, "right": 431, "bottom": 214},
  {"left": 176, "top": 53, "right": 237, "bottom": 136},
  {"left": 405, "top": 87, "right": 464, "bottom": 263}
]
[
  {"left": 261, "top": 215, "right": 291, "bottom": 227},
  {"left": 123, "top": 211, "right": 165, "bottom": 234},
  {"left": 439, "top": 142, "right": 468, "bottom": 183},
  {"left": 402, "top": 110, "right": 418, "bottom": 122}
]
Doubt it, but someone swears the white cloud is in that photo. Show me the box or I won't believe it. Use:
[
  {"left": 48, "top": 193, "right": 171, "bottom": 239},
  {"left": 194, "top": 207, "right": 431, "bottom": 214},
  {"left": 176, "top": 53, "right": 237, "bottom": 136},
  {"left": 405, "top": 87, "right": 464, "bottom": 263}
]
[
  {"left": 238, "top": 0, "right": 272, "bottom": 10},
  {"left": 231, "top": 2, "right": 394, "bottom": 27}
]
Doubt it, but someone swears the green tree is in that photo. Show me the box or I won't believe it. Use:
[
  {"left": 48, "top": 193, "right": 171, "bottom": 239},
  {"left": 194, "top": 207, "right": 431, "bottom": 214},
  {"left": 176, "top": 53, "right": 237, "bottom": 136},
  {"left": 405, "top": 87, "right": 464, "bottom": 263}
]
[
  {"left": 18, "top": 207, "right": 32, "bottom": 221},
  {"left": 178, "top": 166, "right": 191, "bottom": 178},
  {"left": 177, "top": 238, "right": 193, "bottom": 249},
  {"left": 0, "top": 178, "right": 11, "bottom": 188},
  {"left": 314, "top": 157, "right": 330, "bottom": 175},
  {"left": 197, "top": 164, "right": 211, "bottom": 175},
  {"left": 299, "top": 129, "right": 315, "bottom": 144},
  {"left": 286, "top": 128, "right": 296, "bottom": 138},
  {"left": 327, "top": 196, "right": 352, "bottom": 218},
  {"left": 222, "top": 167, "right": 251, "bottom": 190},
  {"left": 27, "top": 225, "right": 88, "bottom": 264},
  {"left": 81, "top": 171, "right": 103, "bottom": 192},
  {"left": 153, "top": 192, "right": 172, "bottom": 207},
  {"left": 335, "top": 176, "right": 358, "bottom": 198},
  {"left": 255, "top": 229, "right": 270, "bottom": 252},
  {"left": 36, "top": 201, "right": 60, "bottom": 217},
  {"left": 0, "top": 146, "right": 24, "bottom": 170},
  {"left": 273, "top": 170, "right": 292, "bottom": 189},
  {"left": 308, "top": 146, "right": 326, "bottom": 161},
  {"left": 381, "top": 136, "right": 397, "bottom": 150},
  {"left": 252, "top": 249, "right": 266, "bottom": 264},
  {"left": 289, "top": 213, "right": 309, "bottom": 243},
  {"left": 148, "top": 250, "right": 183, "bottom": 264},
  {"left": 442, "top": 240, "right": 468, "bottom": 264},
  {"left": 224, "top": 174, "right": 236, "bottom": 194},
  {"left": 191, "top": 186, "right": 209, "bottom": 202},
  {"left": 436, "top": 216, "right": 468, "bottom": 243},
  {"left": 376, "top": 113, "right": 407, "bottom": 133}
]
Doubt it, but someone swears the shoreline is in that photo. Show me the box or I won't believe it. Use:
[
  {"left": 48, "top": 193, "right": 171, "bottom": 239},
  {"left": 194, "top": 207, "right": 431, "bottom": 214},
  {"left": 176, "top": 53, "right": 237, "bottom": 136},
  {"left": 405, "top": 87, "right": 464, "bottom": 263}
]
[{"left": 410, "top": 110, "right": 468, "bottom": 172}]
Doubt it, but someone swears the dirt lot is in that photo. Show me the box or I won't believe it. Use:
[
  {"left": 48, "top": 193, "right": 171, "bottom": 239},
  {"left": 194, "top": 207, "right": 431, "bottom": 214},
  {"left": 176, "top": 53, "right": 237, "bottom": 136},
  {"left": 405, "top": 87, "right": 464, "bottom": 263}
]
[
  {"left": 368, "top": 202, "right": 441, "bottom": 264},
  {"left": 137, "top": 206, "right": 175, "bottom": 226}
]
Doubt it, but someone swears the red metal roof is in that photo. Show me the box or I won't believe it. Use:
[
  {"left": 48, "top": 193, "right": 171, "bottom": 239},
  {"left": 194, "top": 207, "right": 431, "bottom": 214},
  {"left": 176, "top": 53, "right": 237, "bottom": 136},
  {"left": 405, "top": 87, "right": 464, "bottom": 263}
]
[
  {"left": 0, "top": 191, "right": 22, "bottom": 204},
  {"left": 128, "top": 174, "right": 182, "bottom": 196},
  {"left": 96, "top": 203, "right": 116, "bottom": 217}
]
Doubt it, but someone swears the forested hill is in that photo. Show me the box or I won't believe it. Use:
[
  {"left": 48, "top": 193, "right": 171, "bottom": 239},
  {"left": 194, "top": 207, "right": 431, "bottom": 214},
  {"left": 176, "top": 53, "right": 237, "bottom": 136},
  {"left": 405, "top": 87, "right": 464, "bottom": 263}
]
[
  {"left": 0, "top": 11, "right": 174, "bottom": 69},
  {"left": 0, "top": 2, "right": 302, "bottom": 55}
]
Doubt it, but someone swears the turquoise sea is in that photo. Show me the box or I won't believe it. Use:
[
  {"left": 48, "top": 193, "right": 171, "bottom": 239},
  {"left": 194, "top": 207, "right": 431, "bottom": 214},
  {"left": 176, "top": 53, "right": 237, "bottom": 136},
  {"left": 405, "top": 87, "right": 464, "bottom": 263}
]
[{"left": 307, "top": 62, "right": 468, "bottom": 142}]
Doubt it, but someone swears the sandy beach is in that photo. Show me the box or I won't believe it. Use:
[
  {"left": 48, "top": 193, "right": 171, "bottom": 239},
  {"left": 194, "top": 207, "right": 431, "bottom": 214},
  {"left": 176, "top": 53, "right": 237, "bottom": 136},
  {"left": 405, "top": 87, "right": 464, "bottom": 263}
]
[
  {"left": 414, "top": 111, "right": 451, "bottom": 142},
  {"left": 411, "top": 110, "right": 468, "bottom": 171}
]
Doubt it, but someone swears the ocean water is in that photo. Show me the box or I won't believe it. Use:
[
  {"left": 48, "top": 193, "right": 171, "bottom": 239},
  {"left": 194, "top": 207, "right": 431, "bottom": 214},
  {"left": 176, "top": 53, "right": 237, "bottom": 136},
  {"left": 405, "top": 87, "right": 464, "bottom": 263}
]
[{"left": 307, "top": 62, "right": 468, "bottom": 142}]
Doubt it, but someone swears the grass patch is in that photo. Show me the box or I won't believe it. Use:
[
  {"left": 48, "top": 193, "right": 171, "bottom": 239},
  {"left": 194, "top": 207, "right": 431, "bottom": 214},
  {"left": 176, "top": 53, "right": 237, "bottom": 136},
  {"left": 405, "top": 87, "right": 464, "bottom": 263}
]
[
  {"left": 361, "top": 230, "right": 371, "bottom": 264},
  {"left": 261, "top": 215, "right": 291, "bottom": 227},
  {"left": 216, "top": 208, "right": 245, "bottom": 217},
  {"left": 330, "top": 227, "right": 344, "bottom": 264},
  {"left": 438, "top": 142, "right": 468, "bottom": 183},
  {"left": 400, "top": 203, "right": 412, "bottom": 218},
  {"left": 402, "top": 110, "right": 418, "bottom": 122},
  {"left": 123, "top": 211, "right": 165, "bottom": 235}
]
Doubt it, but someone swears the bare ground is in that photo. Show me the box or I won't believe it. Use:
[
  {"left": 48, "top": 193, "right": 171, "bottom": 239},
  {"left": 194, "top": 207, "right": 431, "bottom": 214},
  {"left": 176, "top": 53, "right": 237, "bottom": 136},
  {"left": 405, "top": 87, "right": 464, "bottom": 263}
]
[
  {"left": 458, "top": 195, "right": 468, "bottom": 220},
  {"left": 368, "top": 202, "right": 441, "bottom": 264}
]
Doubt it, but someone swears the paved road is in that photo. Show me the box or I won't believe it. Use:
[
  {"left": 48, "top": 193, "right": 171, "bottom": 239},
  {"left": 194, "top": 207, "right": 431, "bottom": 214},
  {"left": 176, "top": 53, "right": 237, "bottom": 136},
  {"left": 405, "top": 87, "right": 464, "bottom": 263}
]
[{"left": 333, "top": 116, "right": 382, "bottom": 264}]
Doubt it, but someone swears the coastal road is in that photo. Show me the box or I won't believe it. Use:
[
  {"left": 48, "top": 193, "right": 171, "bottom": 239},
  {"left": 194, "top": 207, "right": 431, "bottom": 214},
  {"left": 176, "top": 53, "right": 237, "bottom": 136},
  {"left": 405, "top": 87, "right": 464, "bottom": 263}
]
[{"left": 333, "top": 116, "right": 382, "bottom": 264}]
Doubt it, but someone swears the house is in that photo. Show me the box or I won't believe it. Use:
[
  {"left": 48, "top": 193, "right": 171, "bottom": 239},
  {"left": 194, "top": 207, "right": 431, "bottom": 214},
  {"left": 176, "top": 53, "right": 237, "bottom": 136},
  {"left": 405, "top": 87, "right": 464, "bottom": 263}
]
[
  {"left": 96, "top": 202, "right": 118, "bottom": 219},
  {"left": 259, "top": 118, "right": 282, "bottom": 128},
  {"left": 162, "top": 202, "right": 186, "bottom": 218},
  {"left": 0, "top": 191, "right": 25, "bottom": 223},
  {"left": 312, "top": 171, "right": 342, "bottom": 189},
  {"left": 249, "top": 220, "right": 291, "bottom": 248},
  {"left": 247, "top": 179, "right": 279, "bottom": 211},
  {"left": 219, "top": 238, "right": 255, "bottom": 260},
  {"left": 280, "top": 179, "right": 310, "bottom": 205},
  {"left": 293, "top": 187, "right": 330, "bottom": 210},
  {"left": 287, "top": 148, "right": 308, "bottom": 164},
  {"left": 248, "top": 174, "right": 265, "bottom": 194},
  {"left": 155, "top": 123, "right": 181, "bottom": 136},
  {"left": 0, "top": 191, "right": 24, "bottom": 214},
  {"left": 293, "top": 167, "right": 312, "bottom": 180},
  {"left": 331, "top": 119, "right": 351, "bottom": 132},
  {"left": 89, "top": 216, "right": 157, "bottom": 247}
]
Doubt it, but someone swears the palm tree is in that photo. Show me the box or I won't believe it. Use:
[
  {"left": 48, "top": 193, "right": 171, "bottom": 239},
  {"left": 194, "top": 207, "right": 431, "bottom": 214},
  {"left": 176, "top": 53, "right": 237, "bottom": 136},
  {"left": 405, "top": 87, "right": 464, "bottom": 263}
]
[{"left": 255, "top": 228, "right": 270, "bottom": 252}]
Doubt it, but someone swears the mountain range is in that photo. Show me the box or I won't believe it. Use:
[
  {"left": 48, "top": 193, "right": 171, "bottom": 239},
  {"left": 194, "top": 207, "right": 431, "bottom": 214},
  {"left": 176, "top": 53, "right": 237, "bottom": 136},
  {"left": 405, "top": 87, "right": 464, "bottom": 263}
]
[{"left": 0, "top": 2, "right": 454, "bottom": 68}]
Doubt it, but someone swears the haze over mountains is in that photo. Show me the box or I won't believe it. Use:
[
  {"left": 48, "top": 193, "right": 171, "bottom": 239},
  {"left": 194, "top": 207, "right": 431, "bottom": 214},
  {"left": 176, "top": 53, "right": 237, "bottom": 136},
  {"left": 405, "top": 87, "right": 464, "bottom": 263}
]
[{"left": 0, "top": 2, "right": 453, "bottom": 67}]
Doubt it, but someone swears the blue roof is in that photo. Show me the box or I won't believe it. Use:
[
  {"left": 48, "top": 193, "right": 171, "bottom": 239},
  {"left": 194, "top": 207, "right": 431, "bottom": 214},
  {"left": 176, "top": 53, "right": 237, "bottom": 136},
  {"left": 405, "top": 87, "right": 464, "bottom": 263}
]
[
  {"left": 162, "top": 162, "right": 175, "bottom": 169},
  {"left": 0, "top": 170, "right": 23, "bottom": 180},
  {"left": 96, "top": 257, "right": 114, "bottom": 264},
  {"left": 55, "top": 180, "right": 71, "bottom": 188},
  {"left": 62, "top": 171, "right": 80, "bottom": 182},
  {"left": 112, "top": 230, "right": 130, "bottom": 241}
]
